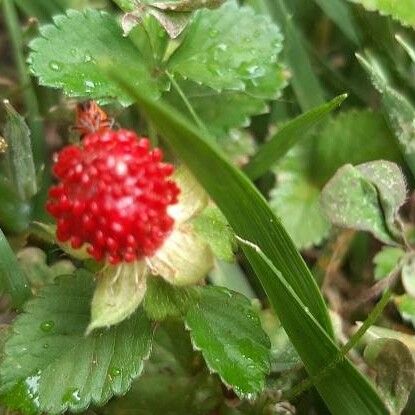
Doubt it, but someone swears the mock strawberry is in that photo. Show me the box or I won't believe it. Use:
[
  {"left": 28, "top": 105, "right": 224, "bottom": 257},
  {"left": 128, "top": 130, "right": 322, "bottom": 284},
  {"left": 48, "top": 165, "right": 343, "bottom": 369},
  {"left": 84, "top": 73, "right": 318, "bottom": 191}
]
[{"left": 46, "top": 129, "right": 180, "bottom": 265}]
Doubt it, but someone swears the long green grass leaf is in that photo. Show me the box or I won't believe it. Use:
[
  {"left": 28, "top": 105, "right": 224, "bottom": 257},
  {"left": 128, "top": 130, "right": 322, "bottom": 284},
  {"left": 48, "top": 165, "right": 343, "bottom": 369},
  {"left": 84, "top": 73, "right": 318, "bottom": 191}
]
[
  {"left": 112, "top": 72, "right": 333, "bottom": 336},
  {"left": 244, "top": 94, "right": 347, "bottom": 180},
  {"left": 111, "top": 74, "right": 388, "bottom": 413}
]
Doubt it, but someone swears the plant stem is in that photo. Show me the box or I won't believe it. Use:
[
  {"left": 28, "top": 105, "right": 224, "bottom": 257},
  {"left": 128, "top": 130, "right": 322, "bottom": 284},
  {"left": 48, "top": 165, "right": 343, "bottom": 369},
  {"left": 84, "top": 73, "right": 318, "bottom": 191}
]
[
  {"left": 165, "top": 71, "right": 207, "bottom": 132},
  {"left": 283, "top": 288, "right": 392, "bottom": 402},
  {"left": 3, "top": 0, "right": 44, "bottom": 169}
]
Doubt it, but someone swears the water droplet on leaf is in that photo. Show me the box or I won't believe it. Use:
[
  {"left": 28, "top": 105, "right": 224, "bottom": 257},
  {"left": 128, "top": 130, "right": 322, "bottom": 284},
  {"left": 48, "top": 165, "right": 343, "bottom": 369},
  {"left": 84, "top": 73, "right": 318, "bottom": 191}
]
[
  {"left": 49, "top": 61, "right": 62, "bottom": 72},
  {"left": 40, "top": 320, "right": 55, "bottom": 333}
]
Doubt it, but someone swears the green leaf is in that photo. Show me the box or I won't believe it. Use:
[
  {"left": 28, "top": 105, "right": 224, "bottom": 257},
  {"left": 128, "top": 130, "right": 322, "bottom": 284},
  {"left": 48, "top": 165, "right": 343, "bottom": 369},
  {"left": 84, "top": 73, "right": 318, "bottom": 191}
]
[
  {"left": 111, "top": 73, "right": 389, "bottom": 412},
  {"left": 0, "top": 271, "right": 153, "bottom": 414},
  {"left": 402, "top": 255, "right": 415, "bottom": 297},
  {"left": 103, "top": 321, "right": 222, "bottom": 415},
  {"left": 395, "top": 294, "right": 415, "bottom": 328},
  {"left": 0, "top": 229, "right": 31, "bottom": 308},
  {"left": 168, "top": 1, "right": 283, "bottom": 94},
  {"left": 348, "top": 0, "right": 415, "bottom": 28},
  {"left": 357, "top": 52, "right": 415, "bottom": 178},
  {"left": 244, "top": 94, "right": 347, "bottom": 180},
  {"left": 373, "top": 247, "right": 405, "bottom": 280},
  {"left": 321, "top": 161, "right": 405, "bottom": 244},
  {"left": 143, "top": 277, "right": 196, "bottom": 321},
  {"left": 364, "top": 338, "right": 415, "bottom": 414},
  {"left": 29, "top": 9, "right": 160, "bottom": 105},
  {"left": 270, "top": 172, "right": 331, "bottom": 249},
  {"left": 87, "top": 262, "right": 148, "bottom": 333},
  {"left": 165, "top": 78, "right": 284, "bottom": 137},
  {"left": 185, "top": 286, "right": 271, "bottom": 398},
  {"left": 1, "top": 101, "right": 37, "bottom": 201},
  {"left": 192, "top": 206, "right": 236, "bottom": 262}
]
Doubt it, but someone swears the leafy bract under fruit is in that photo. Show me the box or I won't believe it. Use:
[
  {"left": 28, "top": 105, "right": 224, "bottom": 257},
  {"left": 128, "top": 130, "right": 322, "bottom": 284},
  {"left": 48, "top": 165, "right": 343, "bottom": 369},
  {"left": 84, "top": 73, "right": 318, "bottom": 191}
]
[
  {"left": 29, "top": 2, "right": 286, "bottom": 137},
  {"left": 0, "top": 271, "right": 153, "bottom": 415}
]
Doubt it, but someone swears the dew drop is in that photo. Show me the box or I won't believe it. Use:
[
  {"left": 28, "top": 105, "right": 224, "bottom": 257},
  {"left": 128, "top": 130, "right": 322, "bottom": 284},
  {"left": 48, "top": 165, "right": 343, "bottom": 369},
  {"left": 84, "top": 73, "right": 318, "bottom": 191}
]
[
  {"left": 110, "top": 366, "right": 121, "bottom": 378},
  {"left": 84, "top": 52, "right": 93, "bottom": 63},
  {"left": 62, "top": 388, "right": 81, "bottom": 405},
  {"left": 209, "top": 28, "right": 219, "bottom": 38},
  {"left": 70, "top": 48, "right": 77, "bottom": 57},
  {"left": 40, "top": 320, "right": 55, "bottom": 333},
  {"left": 43, "top": 343, "right": 49, "bottom": 349},
  {"left": 49, "top": 61, "right": 62, "bottom": 72}
]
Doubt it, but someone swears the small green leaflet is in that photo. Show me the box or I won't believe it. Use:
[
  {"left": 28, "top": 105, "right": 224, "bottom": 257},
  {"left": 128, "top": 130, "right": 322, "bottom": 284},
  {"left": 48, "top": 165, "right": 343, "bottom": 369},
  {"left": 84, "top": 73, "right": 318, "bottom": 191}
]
[{"left": 185, "top": 286, "right": 271, "bottom": 398}]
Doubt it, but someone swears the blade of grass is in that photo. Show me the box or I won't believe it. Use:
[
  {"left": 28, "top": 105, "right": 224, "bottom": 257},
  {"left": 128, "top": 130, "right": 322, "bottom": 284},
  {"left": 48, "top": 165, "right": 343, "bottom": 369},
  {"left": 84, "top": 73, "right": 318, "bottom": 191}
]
[
  {"left": 237, "top": 237, "right": 388, "bottom": 414},
  {"left": 111, "top": 70, "right": 333, "bottom": 336},
  {"left": 244, "top": 94, "right": 347, "bottom": 180},
  {"left": 0, "top": 228, "right": 30, "bottom": 308},
  {"left": 111, "top": 71, "right": 389, "bottom": 414}
]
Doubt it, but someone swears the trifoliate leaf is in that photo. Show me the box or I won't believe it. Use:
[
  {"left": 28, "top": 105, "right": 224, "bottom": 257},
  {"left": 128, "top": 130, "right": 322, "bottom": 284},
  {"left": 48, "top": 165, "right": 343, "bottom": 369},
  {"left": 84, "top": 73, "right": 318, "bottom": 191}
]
[
  {"left": 348, "top": 0, "right": 415, "bottom": 28},
  {"left": 373, "top": 247, "right": 405, "bottom": 280},
  {"left": 402, "top": 255, "right": 415, "bottom": 298},
  {"left": 87, "top": 262, "right": 148, "bottom": 333},
  {"left": 29, "top": 9, "right": 161, "bottom": 105},
  {"left": 321, "top": 161, "right": 406, "bottom": 244},
  {"left": 364, "top": 338, "right": 415, "bottom": 414},
  {"left": 185, "top": 286, "right": 271, "bottom": 398},
  {"left": 168, "top": 1, "right": 283, "bottom": 95},
  {"left": 143, "top": 277, "right": 196, "bottom": 321},
  {"left": 269, "top": 171, "right": 331, "bottom": 249},
  {"left": 192, "top": 206, "right": 236, "bottom": 262},
  {"left": 0, "top": 271, "right": 153, "bottom": 415},
  {"left": 395, "top": 294, "right": 415, "bottom": 328}
]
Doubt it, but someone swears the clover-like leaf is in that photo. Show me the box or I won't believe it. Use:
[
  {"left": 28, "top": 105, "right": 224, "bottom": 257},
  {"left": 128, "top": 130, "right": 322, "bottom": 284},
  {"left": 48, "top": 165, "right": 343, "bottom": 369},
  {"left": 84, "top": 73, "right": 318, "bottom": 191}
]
[
  {"left": 185, "top": 286, "right": 270, "bottom": 398},
  {"left": 29, "top": 9, "right": 161, "bottom": 105},
  {"left": 0, "top": 271, "right": 153, "bottom": 415},
  {"left": 364, "top": 338, "right": 415, "bottom": 414},
  {"left": 321, "top": 161, "right": 406, "bottom": 244}
]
